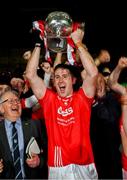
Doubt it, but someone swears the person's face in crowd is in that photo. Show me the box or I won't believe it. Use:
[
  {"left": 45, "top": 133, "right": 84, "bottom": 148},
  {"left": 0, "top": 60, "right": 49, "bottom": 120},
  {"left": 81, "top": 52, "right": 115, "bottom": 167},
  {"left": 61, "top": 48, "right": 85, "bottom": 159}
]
[
  {"left": 54, "top": 68, "right": 74, "bottom": 97},
  {"left": 41, "top": 61, "right": 50, "bottom": 69},
  {"left": 10, "top": 78, "right": 25, "bottom": 93},
  {"left": 102, "top": 68, "right": 111, "bottom": 91},
  {"left": 0, "top": 91, "right": 22, "bottom": 122},
  {"left": 96, "top": 73, "right": 106, "bottom": 99},
  {"left": 99, "top": 50, "right": 110, "bottom": 63}
]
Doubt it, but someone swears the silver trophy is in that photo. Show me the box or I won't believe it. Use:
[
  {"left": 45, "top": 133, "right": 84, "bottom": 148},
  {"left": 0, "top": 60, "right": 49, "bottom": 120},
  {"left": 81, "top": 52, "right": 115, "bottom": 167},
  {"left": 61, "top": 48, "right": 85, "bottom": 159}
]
[{"left": 45, "top": 11, "right": 73, "bottom": 53}]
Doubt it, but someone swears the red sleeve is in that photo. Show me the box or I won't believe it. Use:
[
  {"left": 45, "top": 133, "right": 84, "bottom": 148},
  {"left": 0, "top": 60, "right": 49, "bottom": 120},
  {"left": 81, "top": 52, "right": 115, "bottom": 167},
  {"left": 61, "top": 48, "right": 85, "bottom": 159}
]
[{"left": 79, "top": 88, "right": 94, "bottom": 106}]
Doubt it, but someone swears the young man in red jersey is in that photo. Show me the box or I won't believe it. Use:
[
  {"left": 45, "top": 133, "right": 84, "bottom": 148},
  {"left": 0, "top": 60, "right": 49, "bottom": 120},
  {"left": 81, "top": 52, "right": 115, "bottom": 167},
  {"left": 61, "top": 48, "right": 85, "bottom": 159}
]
[{"left": 26, "top": 28, "right": 98, "bottom": 179}]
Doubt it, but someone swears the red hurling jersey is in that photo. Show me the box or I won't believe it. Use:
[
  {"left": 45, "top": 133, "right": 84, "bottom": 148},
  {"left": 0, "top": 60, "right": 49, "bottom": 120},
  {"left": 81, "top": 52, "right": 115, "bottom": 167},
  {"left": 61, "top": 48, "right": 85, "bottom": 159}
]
[{"left": 38, "top": 88, "right": 94, "bottom": 167}]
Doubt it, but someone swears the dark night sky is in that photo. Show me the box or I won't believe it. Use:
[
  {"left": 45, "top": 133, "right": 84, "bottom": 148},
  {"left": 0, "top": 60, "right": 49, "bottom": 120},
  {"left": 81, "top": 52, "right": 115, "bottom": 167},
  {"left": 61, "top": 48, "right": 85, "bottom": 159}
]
[{"left": 0, "top": 3, "right": 127, "bottom": 65}]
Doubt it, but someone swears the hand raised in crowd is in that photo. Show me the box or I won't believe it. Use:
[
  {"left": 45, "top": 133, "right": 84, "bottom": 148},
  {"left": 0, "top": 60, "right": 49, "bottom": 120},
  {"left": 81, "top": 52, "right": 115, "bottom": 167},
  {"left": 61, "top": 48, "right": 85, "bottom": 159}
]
[
  {"left": 117, "top": 57, "right": 127, "bottom": 69},
  {"left": 40, "top": 61, "right": 53, "bottom": 74}
]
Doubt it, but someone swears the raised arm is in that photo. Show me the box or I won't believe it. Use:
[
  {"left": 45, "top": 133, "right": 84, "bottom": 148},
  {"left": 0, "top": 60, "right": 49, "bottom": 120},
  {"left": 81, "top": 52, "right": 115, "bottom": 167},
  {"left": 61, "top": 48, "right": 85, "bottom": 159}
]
[
  {"left": 108, "top": 57, "right": 127, "bottom": 135},
  {"left": 71, "top": 29, "right": 98, "bottom": 97},
  {"left": 25, "top": 46, "right": 46, "bottom": 99},
  {"left": 108, "top": 57, "right": 127, "bottom": 95}
]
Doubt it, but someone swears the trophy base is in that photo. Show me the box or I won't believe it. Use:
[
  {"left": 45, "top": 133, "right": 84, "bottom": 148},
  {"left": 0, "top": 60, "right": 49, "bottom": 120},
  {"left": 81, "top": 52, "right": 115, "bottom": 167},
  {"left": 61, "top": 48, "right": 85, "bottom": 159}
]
[{"left": 47, "top": 37, "right": 67, "bottom": 53}]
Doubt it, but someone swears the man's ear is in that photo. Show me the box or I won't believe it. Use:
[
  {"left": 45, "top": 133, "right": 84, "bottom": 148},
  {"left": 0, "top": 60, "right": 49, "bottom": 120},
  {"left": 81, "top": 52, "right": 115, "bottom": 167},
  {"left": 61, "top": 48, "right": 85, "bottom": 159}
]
[{"left": 72, "top": 77, "right": 77, "bottom": 85}]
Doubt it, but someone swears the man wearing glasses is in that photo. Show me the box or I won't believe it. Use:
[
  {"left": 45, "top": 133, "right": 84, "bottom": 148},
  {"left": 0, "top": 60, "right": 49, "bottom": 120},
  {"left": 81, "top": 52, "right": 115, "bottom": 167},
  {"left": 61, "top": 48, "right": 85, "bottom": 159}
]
[{"left": 0, "top": 89, "right": 47, "bottom": 179}]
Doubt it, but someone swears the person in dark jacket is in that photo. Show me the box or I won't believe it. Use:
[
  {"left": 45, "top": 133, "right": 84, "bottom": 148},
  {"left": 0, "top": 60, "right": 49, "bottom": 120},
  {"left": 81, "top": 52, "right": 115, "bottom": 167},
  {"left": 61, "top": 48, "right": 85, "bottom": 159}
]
[
  {"left": 0, "top": 89, "right": 48, "bottom": 179},
  {"left": 90, "top": 73, "right": 122, "bottom": 179}
]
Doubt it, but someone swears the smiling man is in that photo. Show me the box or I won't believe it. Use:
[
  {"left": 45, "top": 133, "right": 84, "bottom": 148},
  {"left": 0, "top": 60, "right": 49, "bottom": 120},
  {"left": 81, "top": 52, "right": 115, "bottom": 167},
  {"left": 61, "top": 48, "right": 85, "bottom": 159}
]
[
  {"left": 26, "top": 28, "right": 98, "bottom": 179},
  {"left": 0, "top": 90, "right": 47, "bottom": 179}
]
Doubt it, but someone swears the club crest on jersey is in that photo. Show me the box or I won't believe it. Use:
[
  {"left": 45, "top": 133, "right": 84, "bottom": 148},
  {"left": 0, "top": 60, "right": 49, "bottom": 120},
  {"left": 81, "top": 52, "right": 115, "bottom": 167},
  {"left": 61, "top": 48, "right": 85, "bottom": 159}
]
[{"left": 57, "top": 106, "right": 73, "bottom": 116}]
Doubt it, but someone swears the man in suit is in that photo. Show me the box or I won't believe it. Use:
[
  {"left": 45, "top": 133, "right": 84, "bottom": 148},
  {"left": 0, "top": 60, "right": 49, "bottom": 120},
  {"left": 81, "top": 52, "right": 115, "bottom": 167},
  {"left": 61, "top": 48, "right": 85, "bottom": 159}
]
[{"left": 0, "top": 89, "right": 48, "bottom": 179}]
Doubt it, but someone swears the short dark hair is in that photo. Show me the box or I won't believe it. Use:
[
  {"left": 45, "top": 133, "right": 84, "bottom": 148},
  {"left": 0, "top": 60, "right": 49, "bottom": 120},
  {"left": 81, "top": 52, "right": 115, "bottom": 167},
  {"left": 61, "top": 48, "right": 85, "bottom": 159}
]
[{"left": 54, "top": 64, "right": 76, "bottom": 77}]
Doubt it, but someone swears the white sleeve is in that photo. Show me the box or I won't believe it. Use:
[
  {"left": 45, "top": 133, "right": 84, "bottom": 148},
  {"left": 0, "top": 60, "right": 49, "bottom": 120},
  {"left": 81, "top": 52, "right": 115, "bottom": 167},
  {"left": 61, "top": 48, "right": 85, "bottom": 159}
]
[{"left": 25, "top": 95, "right": 38, "bottom": 108}]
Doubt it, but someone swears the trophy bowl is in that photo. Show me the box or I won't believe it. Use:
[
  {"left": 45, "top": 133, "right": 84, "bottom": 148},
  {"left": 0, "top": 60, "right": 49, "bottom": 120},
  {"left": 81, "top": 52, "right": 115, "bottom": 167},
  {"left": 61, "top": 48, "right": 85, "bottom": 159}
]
[{"left": 45, "top": 11, "right": 73, "bottom": 52}]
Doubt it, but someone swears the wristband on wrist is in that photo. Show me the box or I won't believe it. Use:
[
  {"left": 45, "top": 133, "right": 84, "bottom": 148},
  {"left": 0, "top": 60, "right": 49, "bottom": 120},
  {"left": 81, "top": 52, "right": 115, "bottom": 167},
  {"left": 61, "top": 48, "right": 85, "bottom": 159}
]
[{"left": 35, "top": 43, "right": 41, "bottom": 47}]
